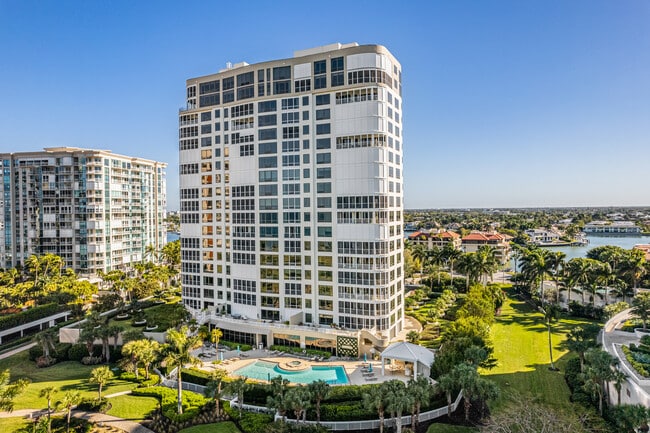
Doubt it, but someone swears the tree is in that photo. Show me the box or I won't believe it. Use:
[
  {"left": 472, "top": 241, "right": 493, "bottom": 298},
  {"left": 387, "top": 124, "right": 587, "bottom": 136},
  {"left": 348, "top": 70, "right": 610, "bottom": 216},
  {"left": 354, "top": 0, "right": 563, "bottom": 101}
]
[
  {"left": 286, "top": 385, "right": 311, "bottom": 423},
  {"left": 163, "top": 326, "right": 202, "bottom": 414},
  {"left": 440, "top": 363, "right": 498, "bottom": 422},
  {"left": 436, "top": 372, "right": 457, "bottom": 418},
  {"left": 383, "top": 380, "right": 411, "bottom": 433},
  {"left": 363, "top": 385, "right": 386, "bottom": 433},
  {"left": 39, "top": 386, "right": 57, "bottom": 433},
  {"left": 608, "top": 404, "right": 650, "bottom": 433},
  {"left": 442, "top": 243, "right": 462, "bottom": 285},
  {"left": 565, "top": 324, "right": 600, "bottom": 372},
  {"left": 411, "top": 245, "right": 427, "bottom": 276},
  {"left": 121, "top": 340, "right": 143, "bottom": 379},
  {"left": 210, "top": 327, "right": 223, "bottom": 347},
  {"left": 89, "top": 365, "right": 114, "bottom": 400},
  {"left": 407, "top": 376, "right": 431, "bottom": 431},
  {"left": 612, "top": 368, "right": 628, "bottom": 406},
  {"left": 622, "top": 249, "right": 647, "bottom": 297},
  {"left": 307, "top": 379, "right": 330, "bottom": 423},
  {"left": 57, "top": 391, "right": 81, "bottom": 433},
  {"left": 474, "top": 245, "right": 498, "bottom": 284},
  {"left": 34, "top": 329, "right": 57, "bottom": 363},
  {"left": 457, "top": 253, "right": 478, "bottom": 291},
  {"left": 540, "top": 303, "right": 560, "bottom": 370},
  {"left": 520, "top": 248, "right": 551, "bottom": 300},
  {"left": 546, "top": 251, "right": 566, "bottom": 304},
  {"left": 632, "top": 292, "right": 650, "bottom": 330},
  {"left": 267, "top": 376, "right": 290, "bottom": 422},
  {"left": 581, "top": 348, "right": 617, "bottom": 415},
  {"left": 565, "top": 258, "right": 595, "bottom": 304},
  {"left": 227, "top": 377, "right": 250, "bottom": 417},
  {"left": 0, "top": 369, "right": 29, "bottom": 412},
  {"left": 406, "top": 330, "right": 420, "bottom": 344},
  {"left": 139, "top": 339, "right": 160, "bottom": 380},
  {"left": 204, "top": 368, "right": 227, "bottom": 416}
]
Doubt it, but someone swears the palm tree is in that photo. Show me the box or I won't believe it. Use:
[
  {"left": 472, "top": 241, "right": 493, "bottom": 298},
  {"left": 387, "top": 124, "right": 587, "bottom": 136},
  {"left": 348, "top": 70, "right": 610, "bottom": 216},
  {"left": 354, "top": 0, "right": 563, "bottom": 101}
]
[
  {"left": 163, "top": 326, "right": 202, "bottom": 414},
  {"left": 540, "top": 303, "right": 560, "bottom": 370},
  {"left": 581, "top": 348, "right": 617, "bottom": 415},
  {"left": 442, "top": 243, "right": 462, "bottom": 283},
  {"left": 632, "top": 293, "right": 650, "bottom": 330},
  {"left": 436, "top": 373, "right": 457, "bottom": 419},
  {"left": 612, "top": 368, "right": 628, "bottom": 406},
  {"left": 565, "top": 258, "right": 593, "bottom": 304},
  {"left": 204, "top": 368, "right": 227, "bottom": 416},
  {"left": 383, "top": 380, "right": 411, "bottom": 433},
  {"left": 140, "top": 339, "right": 160, "bottom": 380},
  {"left": 307, "top": 380, "right": 330, "bottom": 423},
  {"left": 39, "top": 386, "right": 57, "bottom": 433},
  {"left": 121, "top": 340, "right": 143, "bottom": 379},
  {"left": 25, "top": 254, "right": 41, "bottom": 286},
  {"left": 622, "top": 249, "right": 647, "bottom": 297},
  {"left": 227, "top": 377, "right": 250, "bottom": 417},
  {"left": 57, "top": 390, "right": 81, "bottom": 433},
  {"left": 210, "top": 327, "right": 223, "bottom": 348},
  {"left": 89, "top": 365, "right": 114, "bottom": 400},
  {"left": 34, "top": 329, "right": 57, "bottom": 362},
  {"left": 474, "top": 245, "right": 498, "bottom": 284},
  {"left": 406, "top": 330, "right": 420, "bottom": 344},
  {"left": 411, "top": 245, "right": 427, "bottom": 277},
  {"left": 0, "top": 370, "right": 30, "bottom": 412},
  {"left": 427, "top": 247, "right": 445, "bottom": 287},
  {"left": 565, "top": 324, "right": 600, "bottom": 372},
  {"left": 546, "top": 251, "right": 566, "bottom": 304},
  {"left": 457, "top": 253, "right": 477, "bottom": 291},
  {"left": 408, "top": 376, "right": 431, "bottom": 430},
  {"left": 363, "top": 385, "right": 386, "bottom": 433},
  {"left": 520, "top": 248, "right": 551, "bottom": 300},
  {"left": 286, "top": 385, "right": 311, "bottom": 423}
]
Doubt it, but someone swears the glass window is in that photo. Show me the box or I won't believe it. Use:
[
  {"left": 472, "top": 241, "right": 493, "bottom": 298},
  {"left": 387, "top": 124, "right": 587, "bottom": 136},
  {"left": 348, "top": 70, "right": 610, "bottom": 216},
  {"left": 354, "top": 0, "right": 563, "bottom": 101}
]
[
  {"left": 331, "top": 57, "right": 343, "bottom": 72},
  {"left": 315, "top": 94, "right": 330, "bottom": 106},
  {"left": 259, "top": 156, "right": 277, "bottom": 168},
  {"left": 258, "top": 101, "right": 277, "bottom": 112},
  {"left": 316, "top": 138, "right": 330, "bottom": 149},
  {"left": 259, "top": 142, "right": 277, "bottom": 154}
]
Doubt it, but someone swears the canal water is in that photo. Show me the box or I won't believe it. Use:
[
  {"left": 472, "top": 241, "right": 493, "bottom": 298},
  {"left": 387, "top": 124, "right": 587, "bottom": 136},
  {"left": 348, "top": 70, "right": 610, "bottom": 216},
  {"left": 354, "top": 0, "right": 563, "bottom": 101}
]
[{"left": 545, "top": 235, "right": 650, "bottom": 260}]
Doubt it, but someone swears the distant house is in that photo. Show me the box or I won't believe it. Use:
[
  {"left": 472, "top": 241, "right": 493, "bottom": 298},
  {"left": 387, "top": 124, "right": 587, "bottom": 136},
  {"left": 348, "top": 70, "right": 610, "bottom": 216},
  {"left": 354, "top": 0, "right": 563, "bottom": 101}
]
[
  {"left": 525, "top": 228, "right": 562, "bottom": 245},
  {"left": 461, "top": 231, "right": 511, "bottom": 264},
  {"left": 407, "top": 230, "right": 461, "bottom": 250},
  {"left": 583, "top": 221, "right": 641, "bottom": 235},
  {"left": 633, "top": 245, "right": 650, "bottom": 261}
]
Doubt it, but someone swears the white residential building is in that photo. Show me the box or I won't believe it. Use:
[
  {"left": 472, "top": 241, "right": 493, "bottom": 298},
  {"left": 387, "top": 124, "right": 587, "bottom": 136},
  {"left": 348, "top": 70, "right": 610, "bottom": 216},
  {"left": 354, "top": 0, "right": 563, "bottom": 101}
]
[
  {"left": 0, "top": 147, "right": 167, "bottom": 276},
  {"left": 178, "top": 43, "right": 404, "bottom": 355}
]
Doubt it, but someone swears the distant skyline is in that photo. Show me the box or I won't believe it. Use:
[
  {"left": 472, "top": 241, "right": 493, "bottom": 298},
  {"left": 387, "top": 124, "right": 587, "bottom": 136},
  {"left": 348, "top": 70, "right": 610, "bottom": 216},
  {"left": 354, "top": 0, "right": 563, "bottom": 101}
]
[{"left": 1, "top": 1, "right": 648, "bottom": 209}]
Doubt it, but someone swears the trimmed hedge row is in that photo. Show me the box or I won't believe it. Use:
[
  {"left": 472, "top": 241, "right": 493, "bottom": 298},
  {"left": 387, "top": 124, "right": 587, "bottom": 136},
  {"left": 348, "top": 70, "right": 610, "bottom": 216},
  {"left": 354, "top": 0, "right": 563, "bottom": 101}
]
[
  {"left": 132, "top": 386, "right": 209, "bottom": 423},
  {"left": 623, "top": 345, "right": 650, "bottom": 377},
  {"left": 223, "top": 400, "right": 273, "bottom": 433},
  {"left": 220, "top": 340, "right": 253, "bottom": 352},
  {"left": 269, "top": 345, "right": 331, "bottom": 359},
  {"left": 0, "top": 303, "right": 66, "bottom": 331}
]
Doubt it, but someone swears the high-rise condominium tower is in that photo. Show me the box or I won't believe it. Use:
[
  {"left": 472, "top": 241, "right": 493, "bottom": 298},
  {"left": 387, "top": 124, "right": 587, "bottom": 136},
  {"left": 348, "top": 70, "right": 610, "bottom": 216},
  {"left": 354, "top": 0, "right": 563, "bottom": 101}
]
[
  {"left": 179, "top": 43, "right": 403, "bottom": 355},
  {"left": 0, "top": 147, "right": 167, "bottom": 276}
]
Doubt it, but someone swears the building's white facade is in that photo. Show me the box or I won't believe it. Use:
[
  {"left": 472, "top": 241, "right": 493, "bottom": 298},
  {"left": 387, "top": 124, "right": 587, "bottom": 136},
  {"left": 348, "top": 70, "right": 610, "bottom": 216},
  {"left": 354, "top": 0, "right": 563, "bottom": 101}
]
[
  {"left": 179, "top": 43, "right": 404, "bottom": 354},
  {"left": 0, "top": 147, "right": 167, "bottom": 276}
]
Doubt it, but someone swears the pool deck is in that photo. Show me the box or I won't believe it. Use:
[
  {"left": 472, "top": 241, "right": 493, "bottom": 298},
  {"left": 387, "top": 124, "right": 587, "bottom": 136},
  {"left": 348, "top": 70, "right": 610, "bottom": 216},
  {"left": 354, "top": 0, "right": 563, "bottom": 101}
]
[{"left": 193, "top": 347, "right": 410, "bottom": 385}]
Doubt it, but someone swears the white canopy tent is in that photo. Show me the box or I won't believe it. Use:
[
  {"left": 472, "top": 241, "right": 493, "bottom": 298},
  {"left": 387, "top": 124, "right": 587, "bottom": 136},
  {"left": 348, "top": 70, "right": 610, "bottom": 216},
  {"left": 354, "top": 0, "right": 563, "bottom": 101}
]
[{"left": 380, "top": 341, "right": 435, "bottom": 379}]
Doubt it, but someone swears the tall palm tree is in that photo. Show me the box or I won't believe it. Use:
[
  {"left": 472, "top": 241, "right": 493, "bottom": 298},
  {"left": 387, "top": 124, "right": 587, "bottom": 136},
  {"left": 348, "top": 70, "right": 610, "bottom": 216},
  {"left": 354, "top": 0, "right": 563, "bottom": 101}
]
[
  {"left": 39, "top": 386, "right": 57, "bottom": 433},
  {"left": 163, "top": 326, "right": 202, "bottom": 414},
  {"left": 442, "top": 244, "right": 462, "bottom": 288},
  {"left": 436, "top": 372, "right": 457, "bottom": 418},
  {"left": 57, "top": 391, "right": 81, "bottom": 433},
  {"left": 565, "top": 324, "right": 600, "bottom": 372},
  {"left": 34, "top": 329, "right": 57, "bottom": 362},
  {"left": 474, "top": 245, "right": 498, "bottom": 284},
  {"left": 457, "top": 253, "right": 477, "bottom": 291},
  {"left": 227, "top": 377, "right": 250, "bottom": 417},
  {"left": 25, "top": 254, "right": 41, "bottom": 286},
  {"left": 121, "top": 340, "right": 143, "bottom": 379},
  {"left": 411, "top": 245, "right": 427, "bottom": 277},
  {"left": 632, "top": 293, "right": 650, "bottom": 330},
  {"left": 611, "top": 368, "right": 628, "bottom": 406},
  {"left": 427, "top": 247, "right": 445, "bottom": 287},
  {"left": 140, "top": 339, "right": 160, "bottom": 380},
  {"left": 204, "top": 368, "right": 227, "bottom": 416},
  {"left": 565, "top": 258, "right": 595, "bottom": 305},
  {"left": 307, "top": 379, "right": 330, "bottom": 423},
  {"left": 286, "top": 385, "right": 311, "bottom": 423},
  {"left": 622, "top": 249, "right": 647, "bottom": 297},
  {"left": 520, "top": 248, "right": 551, "bottom": 300},
  {"left": 581, "top": 348, "right": 617, "bottom": 416},
  {"left": 540, "top": 303, "right": 560, "bottom": 370},
  {"left": 546, "top": 251, "right": 566, "bottom": 304},
  {"left": 89, "top": 365, "right": 114, "bottom": 400},
  {"left": 210, "top": 328, "right": 223, "bottom": 347},
  {"left": 383, "top": 380, "right": 411, "bottom": 433},
  {"left": 363, "top": 385, "right": 386, "bottom": 433},
  {"left": 407, "top": 376, "right": 431, "bottom": 430}
]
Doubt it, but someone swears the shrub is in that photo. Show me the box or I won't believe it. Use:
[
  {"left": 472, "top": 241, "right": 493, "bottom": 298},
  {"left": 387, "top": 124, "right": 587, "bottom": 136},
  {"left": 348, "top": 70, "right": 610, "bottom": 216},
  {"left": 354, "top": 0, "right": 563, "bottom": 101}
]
[
  {"left": 77, "top": 398, "right": 110, "bottom": 413},
  {"left": 36, "top": 356, "right": 57, "bottom": 368},
  {"left": 224, "top": 401, "right": 273, "bottom": 433},
  {"left": 68, "top": 343, "right": 89, "bottom": 362},
  {"left": 181, "top": 368, "right": 213, "bottom": 386},
  {"left": 29, "top": 345, "right": 43, "bottom": 361},
  {"left": 55, "top": 343, "right": 71, "bottom": 361},
  {"left": 564, "top": 357, "right": 583, "bottom": 392},
  {"left": 132, "top": 386, "right": 209, "bottom": 422},
  {"left": 220, "top": 340, "right": 253, "bottom": 351},
  {"left": 81, "top": 356, "right": 102, "bottom": 365},
  {"left": 0, "top": 303, "right": 65, "bottom": 331}
]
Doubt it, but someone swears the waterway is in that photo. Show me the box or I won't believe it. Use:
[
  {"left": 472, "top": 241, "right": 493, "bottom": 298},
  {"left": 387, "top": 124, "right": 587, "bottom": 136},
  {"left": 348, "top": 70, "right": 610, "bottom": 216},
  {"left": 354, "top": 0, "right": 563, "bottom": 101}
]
[{"left": 545, "top": 235, "right": 650, "bottom": 260}]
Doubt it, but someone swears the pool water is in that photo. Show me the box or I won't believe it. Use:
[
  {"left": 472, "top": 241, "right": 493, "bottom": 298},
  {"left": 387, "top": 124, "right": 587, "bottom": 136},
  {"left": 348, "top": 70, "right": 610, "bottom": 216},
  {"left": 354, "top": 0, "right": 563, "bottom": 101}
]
[{"left": 234, "top": 360, "right": 349, "bottom": 385}]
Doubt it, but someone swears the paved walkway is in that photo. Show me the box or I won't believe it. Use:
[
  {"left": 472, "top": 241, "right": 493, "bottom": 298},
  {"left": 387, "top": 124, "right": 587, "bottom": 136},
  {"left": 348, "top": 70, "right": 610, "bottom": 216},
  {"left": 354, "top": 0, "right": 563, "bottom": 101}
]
[
  {"left": 0, "top": 342, "right": 36, "bottom": 360},
  {"left": 72, "top": 410, "right": 155, "bottom": 433}
]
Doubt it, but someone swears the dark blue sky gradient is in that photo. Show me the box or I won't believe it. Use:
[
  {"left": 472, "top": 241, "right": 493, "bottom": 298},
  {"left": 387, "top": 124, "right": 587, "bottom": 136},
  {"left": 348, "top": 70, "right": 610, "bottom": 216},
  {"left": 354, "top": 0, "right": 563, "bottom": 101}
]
[{"left": 0, "top": 1, "right": 648, "bottom": 209}]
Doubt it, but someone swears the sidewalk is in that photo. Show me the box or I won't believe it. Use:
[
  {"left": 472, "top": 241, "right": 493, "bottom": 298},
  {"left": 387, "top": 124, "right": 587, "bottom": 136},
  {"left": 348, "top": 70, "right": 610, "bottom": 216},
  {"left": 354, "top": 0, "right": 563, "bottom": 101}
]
[
  {"left": 0, "top": 408, "right": 154, "bottom": 433},
  {"left": 0, "top": 342, "right": 36, "bottom": 360}
]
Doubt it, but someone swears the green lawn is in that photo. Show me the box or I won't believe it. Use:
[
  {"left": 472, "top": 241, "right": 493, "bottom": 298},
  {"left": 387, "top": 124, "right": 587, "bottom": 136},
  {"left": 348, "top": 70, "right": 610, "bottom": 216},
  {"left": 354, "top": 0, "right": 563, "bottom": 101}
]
[
  {"left": 106, "top": 394, "right": 159, "bottom": 420},
  {"left": 0, "top": 351, "right": 135, "bottom": 410},
  {"left": 0, "top": 416, "right": 31, "bottom": 433},
  {"left": 426, "top": 423, "right": 479, "bottom": 433},
  {"left": 482, "top": 292, "right": 596, "bottom": 408},
  {"left": 178, "top": 421, "right": 241, "bottom": 433}
]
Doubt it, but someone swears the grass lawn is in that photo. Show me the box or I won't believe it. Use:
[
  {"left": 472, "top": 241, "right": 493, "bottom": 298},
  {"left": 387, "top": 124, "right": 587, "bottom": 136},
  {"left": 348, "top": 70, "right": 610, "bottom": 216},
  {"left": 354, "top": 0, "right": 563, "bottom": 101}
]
[
  {"left": 426, "top": 423, "right": 479, "bottom": 433},
  {"left": 178, "top": 421, "right": 241, "bottom": 433},
  {"left": 0, "top": 351, "right": 135, "bottom": 410},
  {"left": 106, "top": 394, "right": 159, "bottom": 421},
  {"left": 0, "top": 416, "right": 31, "bottom": 433},
  {"left": 481, "top": 292, "right": 596, "bottom": 409}
]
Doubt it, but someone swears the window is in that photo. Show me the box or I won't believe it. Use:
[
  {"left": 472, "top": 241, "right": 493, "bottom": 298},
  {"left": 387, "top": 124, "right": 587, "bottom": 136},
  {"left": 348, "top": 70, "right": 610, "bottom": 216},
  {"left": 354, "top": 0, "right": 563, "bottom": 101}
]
[
  {"left": 281, "top": 98, "right": 300, "bottom": 110},
  {"left": 259, "top": 128, "right": 277, "bottom": 140},
  {"left": 282, "top": 155, "right": 300, "bottom": 167},
  {"left": 200, "top": 80, "right": 220, "bottom": 94},
  {"left": 282, "top": 112, "right": 300, "bottom": 124},
  {"left": 258, "top": 100, "right": 277, "bottom": 112},
  {"left": 282, "top": 140, "right": 300, "bottom": 152},
  {"left": 317, "top": 182, "right": 331, "bottom": 193},
  {"left": 259, "top": 184, "right": 278, "bottom": 196},
  {"left": 316, "top": 168, "right": 331, "bottom": 179},
  {"left": 314, "top": 75, "right": 327, "bottom": 89},
  {"left": 316, "top": 124, "right": 330, "bottom": 135},
  {"left": 317, "top": 197, "right": 331, "bottom": 208},
  {"left": 315, "top": 94, "right": 330, "bottom": 106},
  {"left": 259, "top": 142, "right": 277, "bottom": 154},
  {"left": 240, "top": 144, "right": 254, "bottom": 156},
  {"left": 273, "top": 66, "right": 291, "bottom": 80},
  {"left": 259, "top": 170, "right": 278, "bottom": 182},
  {"left": 331, "top": 57, "right": 343, "bottom": 72},
  {"left": 201, "top": 112, "right": 212, "bottom": 121},
  {"left": 315, "top": 109, "right": 330, "bottom": 120},
  {"left": 316, "top": 138, "right": 330, "bottom": 149},
  {"left": 316, "top": 153, "right": 331, "bottom": 164},
  {"left": 258, "top": 114, "right": 277, "bottom": 126},
  {"left": 282, "top": 168, "right": 300, "bottom": 181},
  {"left": 259, "top": 156, "right": 277, "bottom": 168}
]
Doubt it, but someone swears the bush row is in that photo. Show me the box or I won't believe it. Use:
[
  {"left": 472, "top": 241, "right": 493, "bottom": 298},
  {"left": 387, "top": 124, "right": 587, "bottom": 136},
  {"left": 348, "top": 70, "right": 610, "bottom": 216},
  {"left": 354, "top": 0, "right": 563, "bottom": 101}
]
[
  {"left": 623, "top": 345, "right": 650, "bottom": 377},
  {"left": 119, "top": 371, "right": 161, "bottom": 387},
  {"left": 269, "top": 345, "right": 331, "bottom": 359},
  {"left": 132, "top": 386, "right": 209, "bottom": 423},
  {"left": 29, "top": 342, "right": 123, "bottom": 366},
  {"left": 223, "top": 400, "right": 274, "bottom": 433},
  {"left": 0, "top": 303, "right": 66, "bottom": 331},
  {"left": 220, "top": 340, "right": 253, "bottom": 352}
]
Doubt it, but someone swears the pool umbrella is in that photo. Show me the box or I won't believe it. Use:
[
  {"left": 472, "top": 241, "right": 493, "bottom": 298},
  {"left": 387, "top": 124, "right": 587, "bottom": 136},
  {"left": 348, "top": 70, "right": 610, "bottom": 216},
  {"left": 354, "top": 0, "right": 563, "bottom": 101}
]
[
  {"left": 364, "top": 353, "right": 367, "bottom": 363},
  {"left": 368, "top": 363, "right": 372, "bottom": 372}
]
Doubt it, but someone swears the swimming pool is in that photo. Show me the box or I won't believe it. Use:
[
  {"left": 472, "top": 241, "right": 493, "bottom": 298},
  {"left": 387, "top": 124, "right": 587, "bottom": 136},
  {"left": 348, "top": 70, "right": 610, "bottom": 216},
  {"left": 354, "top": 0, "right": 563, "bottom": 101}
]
[{"left": 234, "top": 360, "right": 349, "bottom": 385}]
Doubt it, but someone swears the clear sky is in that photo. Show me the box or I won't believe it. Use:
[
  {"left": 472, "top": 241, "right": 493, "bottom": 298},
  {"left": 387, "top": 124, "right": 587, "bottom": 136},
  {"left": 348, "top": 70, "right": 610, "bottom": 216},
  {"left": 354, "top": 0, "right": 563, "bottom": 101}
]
[{"left": 0, "top": 0, "right": 648, "bottom": 209}]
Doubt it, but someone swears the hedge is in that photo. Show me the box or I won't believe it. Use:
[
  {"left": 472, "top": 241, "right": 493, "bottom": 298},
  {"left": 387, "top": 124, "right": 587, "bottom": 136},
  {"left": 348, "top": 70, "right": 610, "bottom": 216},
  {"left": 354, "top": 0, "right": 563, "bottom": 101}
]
[
  {"left": 223, "top": 400, "right": 273, "bottom": 433},
  {"left": 622, "top": 345, "right": 650, "bottom": 377},
  {"left": 220, "top": 340, "right": 253, "bottom": 352},
  {"left": 0, "top": 303, "right": 67, "bottom": 331},
  {"left": 132, "top": 386, "right": 209, "bottom": 422},
  {"left": 269, "top": 345, "right": 331, "bottom": 359}
]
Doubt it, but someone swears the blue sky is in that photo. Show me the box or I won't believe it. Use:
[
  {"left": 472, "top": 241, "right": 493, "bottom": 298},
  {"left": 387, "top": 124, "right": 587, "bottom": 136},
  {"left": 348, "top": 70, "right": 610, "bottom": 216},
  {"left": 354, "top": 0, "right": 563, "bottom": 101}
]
[{"left": 0, "top": 1, "right": 648, "bottom": 209}]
